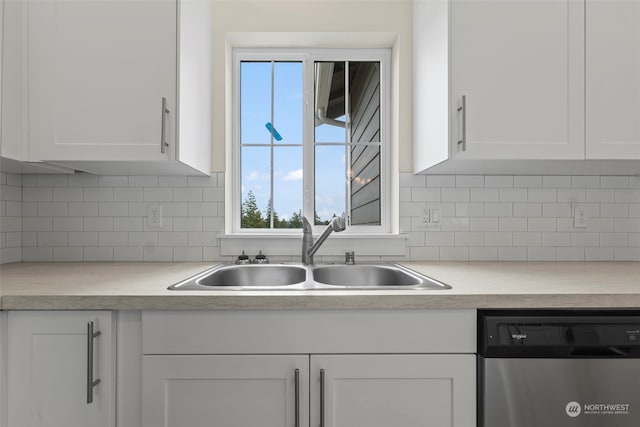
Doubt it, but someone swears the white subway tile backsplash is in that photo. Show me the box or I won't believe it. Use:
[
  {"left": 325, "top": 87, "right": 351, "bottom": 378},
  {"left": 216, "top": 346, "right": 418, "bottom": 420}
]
[
  {"left": 84, "top": 187, "right": 114, "bottom": 201},
  {"left": 484, "top": 232, "right": 513, "bottom": 247},
  {"left": 470, "top": 218, "right": 499, "bottom": 232},
  {"left": 53, "top": 217, "right": 84, "bottom": 232},
  {"left": 99, "top": 232, "right": 129, "bottom": 247},
  {"left": 3, "top": 170, "right": 639, "bottom": 264},
  {"left": 69, "top": 202, "right": 99, "bottom": 217},
  {"left": 615, "top": 247, "right": 640, "bottom": 261},
  {"left": 499, "top": 218, "right": 527, "bottom": 232},
  {"left": 84, "top": 247, "right": 114, "bottom": 261},
  {"left": 570, "top": 232, "right": 599, "bottom": 247},
  {"left": 38, "top": 202, "right": 69, "bottom": 217},
  {"left": 53, "top": 247, "right": 83, "bottom": 262},
  {"left": 543, "top": 176, "right": 571, "bottom": 188},
  {"left": 470, "top": 247, "right": 498, "bottom": 261},
  {"left": 615, "top": 189, "right": 640, "bottom": 203},
  {"left": 558, "top": 189, "right": 586, "bottom": 203},
  {"left": 114, "top": 188, "right": 143, "bottom": 202},
  {"left": 98, "top": 176, "right": 128, "bottom": 187},
  {"left": 585, "top": 247, "right": 615, "bottom": 261},
  {"left": 455, "top": 232, "right": 483, "bottom": 246},
  {"left": 513, "top": 232, "right": 541, "bottom": 247},
  {"left": 498, "top": 247, "right": 527, "bottom": 261},
  {"left": 543, "top": 203, "right": 572, "bottom": 218},
  {"left": 53, "top": 187, "right": 84, "bottom": 202},
  {"left": 23, "top": 187, "right": 53, "bottom": 202},
  {"left": 159, "top": 176, "right": 188, "bottom": 187},
  {"left": 556, "top": 247, "right": 585, "bottom": 261},
  {"left": 441, "top": 188, "right": 470, "bottom": 202},
  {"left": 542, "top": 232, "right": 571, "bottom": 247},
  {"left": 514, "top": 176, "right": 542, "bottom": 188},
  {"left": 68, "top": 173, "right": 98, "bottom": 187},
  {"left": 84, "top": 217, "right": 114, "bottom": 232},
  {"left": 129, "top": 176, "right": 158, "bottom": 187},
  {"left": 614, "top": 218, "right": 640, "bottom": 233},
  {"left": 601, "top": 204, "right": 629, "bottom": 218},
  {"left": 471, "top": 188, "right": 499, "bottom": 202},
  {"left": 400, "top": 173, "right": 425, "bottom": 188},
  {"left": 22, "top": 217, "right": 53, "bottom": 232},
  {"left": 527, "top": 247, "right": 556, "bottom": 261},
  {"left": 426, "top": 175, "right": 454, "bottom": 188},
  {"left": 114, "top": 217, "right": 144, "bottom": 232},
  {"left": 69, "top": 232, "right": 98, "bottom": 247},
  {"left": 499, "top": 188, "right": 528, "bottom": 202},
  {"left": 601, "top": 176, "right": 630, "bottom": 188},
  {"left": 456, "top": 203, "right": 483, "bottom": 217},
  {"left": 484, "top": 203, "right": 512, "bottom": 217},
  {"left": 411, "top": 187, "right": 440, "bottom": 202},
  {"left": 174, "top": 188, "right": 203, "bottom": 202},
  {"left": 485, "top": 175, "right": 513, "bottom": 188},
  {"left": 143, "top": 188, "right": 173, "bottom": 201},
  {"left": 513, "top": 203, "right": 542, "bottom": 218},
  {"left": 572, "top": 176, "right": 600, "bottom": 188},
  {"left": 99, "top": 202, "right": 129, "bottom": 217},
  {"left": 113, "top": 247, "right": 144, "bottom": 261},
  {"left": 456, "top": 175, "right": 484, "bottom": 188},
  {"left": 528, "top": 188, "right": 557, "bottom": 202}
]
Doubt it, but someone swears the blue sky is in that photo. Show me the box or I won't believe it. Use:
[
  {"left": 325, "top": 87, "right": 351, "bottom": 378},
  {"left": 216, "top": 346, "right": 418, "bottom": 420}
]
[{"left": 240, "top": 61, "right": 346, "bottom": 223}]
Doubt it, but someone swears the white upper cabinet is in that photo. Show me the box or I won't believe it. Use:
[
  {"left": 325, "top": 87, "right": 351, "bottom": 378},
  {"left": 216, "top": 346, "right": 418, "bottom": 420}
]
[
  {"left": 414, "top": 0, "right": 640, "bottom": 174},
  {"left": 28, "top": 0, "right": 176, "bottom": 163},
  {"left": 414, "top": 0, "right": 584, "bottom": 173},
  {"left": 450, "top": 0, "right": 584, "bottom": 160},
  {"left": 586, "top": 0, "right": 640, "bottom": 160},
  {"left": 10, "top": 0, "right": 213, "bottom": 175}
]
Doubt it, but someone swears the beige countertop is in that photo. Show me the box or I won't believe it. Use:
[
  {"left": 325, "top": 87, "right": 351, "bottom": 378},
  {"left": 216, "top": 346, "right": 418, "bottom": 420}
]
[{"left": 0, "top": 261, "right": 639, "bottom": 310}]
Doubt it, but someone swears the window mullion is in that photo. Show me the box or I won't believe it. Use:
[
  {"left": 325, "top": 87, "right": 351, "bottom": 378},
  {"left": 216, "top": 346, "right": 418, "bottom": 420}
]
[
  {"left": 303, "top": 57, "right": 315, "bottom": 227},
  {"left": 270, "top": 61, "right": 275, "bottom": 229}
]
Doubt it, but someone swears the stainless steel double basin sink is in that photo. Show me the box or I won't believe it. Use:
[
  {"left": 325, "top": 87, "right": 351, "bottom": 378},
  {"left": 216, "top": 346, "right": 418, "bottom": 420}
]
[{"left": 169, "top": 263, "right": 451, "bottom": 291}]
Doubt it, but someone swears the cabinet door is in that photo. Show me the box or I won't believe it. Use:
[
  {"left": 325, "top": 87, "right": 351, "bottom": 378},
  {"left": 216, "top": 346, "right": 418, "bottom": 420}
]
[
  {"left": 8, "top": 311, "right": 115, "bottom": 427},
  {"left": 586, "top": 0, "right": 640, "bottom": 159},
  {"left": 310, "top": 354, "right": 476, "bottom": 427},
  {"left": 27, "top": 0, "right": 176, "bottom": 162},
  {"left": 142, "top": 355, "right": 309, "bottom": 427},
  {"left": 451, "top": 0, "right": 584, "bottom": 160}
]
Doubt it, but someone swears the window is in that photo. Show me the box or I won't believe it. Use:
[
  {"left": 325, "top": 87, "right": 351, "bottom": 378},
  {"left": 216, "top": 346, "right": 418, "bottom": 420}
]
[{"left": 232, "top": 49, "right": 390, "bottom": 233}]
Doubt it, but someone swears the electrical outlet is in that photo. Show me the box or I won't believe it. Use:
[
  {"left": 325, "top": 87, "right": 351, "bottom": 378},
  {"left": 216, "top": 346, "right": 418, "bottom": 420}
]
[
  {"left": 147, "top": 205, "right": 163, "bottom": 227},
  {"left": 422, "top": 204, "right": 441, "bottom": 227},
  {"left": 422, "top": 206, "right": 431, "bottom": 225},
  {"left": 573, "top": 205, "right": 588, "bottom": 228}
]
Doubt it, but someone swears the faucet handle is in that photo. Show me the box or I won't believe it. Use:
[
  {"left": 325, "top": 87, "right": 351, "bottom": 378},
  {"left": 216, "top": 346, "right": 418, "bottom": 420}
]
[
  {"left": 254, "top": 250, "right": 269, "bottom": 264},
  {"left": 235, "top": 251, "right": 250, "bottom": 264}
]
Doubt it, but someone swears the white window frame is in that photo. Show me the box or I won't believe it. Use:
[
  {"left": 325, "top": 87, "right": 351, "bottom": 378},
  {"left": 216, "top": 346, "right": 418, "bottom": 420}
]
[{"left": 231, "top": 48, "right": 391, "bottom": 235}]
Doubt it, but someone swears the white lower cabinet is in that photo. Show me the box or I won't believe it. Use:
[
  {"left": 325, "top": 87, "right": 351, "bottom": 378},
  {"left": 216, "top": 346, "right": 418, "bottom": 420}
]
[
  {"left": 311, "top": 354, "right": 475, "bottom": 427},
  {"left": 7, "top": 311, "right": 115, "bottom": 427},
  {"left": 142, "top": 353, "right": 475, "bottom": 427},
  {"left": 143, "top": 355, "right": 475, "bottom": 427},
  {"left": 141, "top": 310, "right": 477, "bottom": 427},
  {"left": 143, "top": 355, "right": 310, "bottom": 427}
]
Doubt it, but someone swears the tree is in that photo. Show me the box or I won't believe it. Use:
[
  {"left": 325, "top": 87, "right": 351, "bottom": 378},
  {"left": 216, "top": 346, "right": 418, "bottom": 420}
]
[{"left": 241, "top": 191, "right": 266, "bottom": 228}]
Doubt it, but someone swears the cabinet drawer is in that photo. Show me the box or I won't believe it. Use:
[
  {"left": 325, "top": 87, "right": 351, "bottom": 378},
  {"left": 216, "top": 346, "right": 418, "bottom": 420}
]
[{"left": 142, "top": 309, "right": 476, "bottom": 354}]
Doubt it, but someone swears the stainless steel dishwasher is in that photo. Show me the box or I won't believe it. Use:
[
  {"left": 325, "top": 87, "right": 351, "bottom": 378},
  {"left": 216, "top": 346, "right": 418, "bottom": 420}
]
[{"left": 478, "top": 310, "right": 640, "bottom": 427}]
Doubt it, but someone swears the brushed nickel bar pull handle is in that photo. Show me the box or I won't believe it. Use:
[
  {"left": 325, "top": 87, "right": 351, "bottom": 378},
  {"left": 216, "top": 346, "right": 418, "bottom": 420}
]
[
  {"left": 320, "top": 369, "right": 325, "bottom": 427},
  {"left": 457, "top": 95, "right": 467, "bottom": 151},
  {"left": 294, "top": 369, "right": 300, "bottom": 427},
  {"left": 161, "top": 97, "right": 170, "bottom": 154},
  {"left": 87, "top": 321, "right": 102, "bottom": 404}
]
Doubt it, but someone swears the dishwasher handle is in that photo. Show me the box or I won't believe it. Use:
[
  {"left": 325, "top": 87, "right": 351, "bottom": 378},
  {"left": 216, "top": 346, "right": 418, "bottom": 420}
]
[{"left": 569, "top": 346, "right": 631, "bottom": 357}]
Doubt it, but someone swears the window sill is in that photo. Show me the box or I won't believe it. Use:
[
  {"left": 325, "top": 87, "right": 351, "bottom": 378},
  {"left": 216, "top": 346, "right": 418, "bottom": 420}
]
[{"left": 219, "top": 233, "right": 406, "bottom": 258}]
